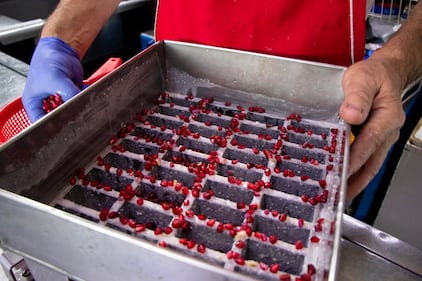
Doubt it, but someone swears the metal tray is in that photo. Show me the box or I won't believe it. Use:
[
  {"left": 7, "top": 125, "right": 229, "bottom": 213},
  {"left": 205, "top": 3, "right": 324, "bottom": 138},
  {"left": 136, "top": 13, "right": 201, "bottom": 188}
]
[{"left": 0, "top": 41, "right": 349, "bottom": 281}]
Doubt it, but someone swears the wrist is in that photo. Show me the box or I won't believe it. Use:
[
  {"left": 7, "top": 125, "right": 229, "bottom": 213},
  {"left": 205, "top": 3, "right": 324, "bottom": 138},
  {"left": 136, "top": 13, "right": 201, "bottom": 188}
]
[
  {"left": 38, "top": 37, "right": 81, "bottom": 60},
  {"left": 369, "top": 49, "right": 409, "bottom": 92}
]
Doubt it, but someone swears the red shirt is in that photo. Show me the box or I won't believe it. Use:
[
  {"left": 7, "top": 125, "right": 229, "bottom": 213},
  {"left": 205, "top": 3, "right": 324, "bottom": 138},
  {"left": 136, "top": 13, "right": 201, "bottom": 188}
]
[{"left": 155, "top": 0, "right": 366, "bottom": 66}]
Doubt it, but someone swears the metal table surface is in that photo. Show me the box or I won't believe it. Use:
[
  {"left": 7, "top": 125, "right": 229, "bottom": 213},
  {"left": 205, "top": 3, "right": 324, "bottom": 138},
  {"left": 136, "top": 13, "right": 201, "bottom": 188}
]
[
  {"left": 339, "top": 214, "right": 421, "bottom": 281},
  {"left": 0, "top": 53, "right": 421, "bottom": 281},
  {"left": 0, "top": 51, "right": 27, "bottom": 106}
]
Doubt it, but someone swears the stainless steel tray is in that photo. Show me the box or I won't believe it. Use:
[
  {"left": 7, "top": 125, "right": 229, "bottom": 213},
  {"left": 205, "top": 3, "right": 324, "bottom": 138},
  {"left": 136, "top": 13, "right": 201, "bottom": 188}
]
[{"left": 0, "top": 41, "right": 349, "bottom": 281}]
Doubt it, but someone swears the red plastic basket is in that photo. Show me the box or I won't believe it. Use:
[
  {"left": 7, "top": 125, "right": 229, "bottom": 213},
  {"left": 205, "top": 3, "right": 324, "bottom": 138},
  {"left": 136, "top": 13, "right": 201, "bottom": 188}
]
[
  {"left": 0, "top": 96, "right": 31, "bottom": 144},
  {"left": 0, "top": 57, "right": 122, "bottom": 145}
]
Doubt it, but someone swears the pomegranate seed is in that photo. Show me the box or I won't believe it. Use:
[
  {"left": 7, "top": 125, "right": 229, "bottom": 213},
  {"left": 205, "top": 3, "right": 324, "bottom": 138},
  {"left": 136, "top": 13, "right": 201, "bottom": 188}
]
[
  {"left": 119, "top": 216, "right": 129, "bottom": 225},
  {"left": 315, "top": 224, "right": 323, "bottom": 232},
  {"left": 154, "top": 227, "right": 163, "bottom": 235},
  {"left": 158, "top": 238, "right": 167, "bottom": 245},
  {"left": 269, "top": 235, "right": 278, "bottom": 244},
  {"left": 235, "top": 240, "right": 246, "bottom": 248},
  {"left": 174, "top": 182, "right": 183, "bottom": 191},
  {"left": 311, "top": 236, "right": 320, "bottom": 243},
  {"left": 236, "top": 202, "right": 246, "bottom": 209},
  {"left": 164, "top": 226, "right": 173, "bottom": 234},
  {"left": 182, "top": 187, "right": 190, "bottom": 196},
  {"left": 136, "top": 198, "right": 144, "bottom": 206},
  {"left": 185, "top": 210, "right": 195, "bottom": 218},
  {"left": 42, "top": 93, "right": 64, "bottom": 113},
  {"left": 226, "top": 250, "right": 239, "bottom": 259},
  {"left": 300, "top": 273, "right": 312, "bottom": 281},
  {"left": 128, "top": 219, "right": 137, "bottom": 228},
  {"left": 249, "top": 204, "right": 258, "bottom": 210},
  {"left": 235, "top": 257, "right": 245, "bottom": 266},
  {"left": 279, "top": 213, "right": 287, "bottom": 222},
  {"left": 202, "top": 191, "right": 213, "bottom": 200},
  {"left": 270, "top": 263, "right": 280, "bottom": 273},
  {"left": 135, "top": 224, "right": 146, "bottom": 232},
  {"left": 99, "top": 208, "right": 109, "bottom": 221},
  {"left": 109, "top": 135, "right": 118, "bottom": 145},
  {"left": 197, "top": 214, "right": 206, "bottom": 220},
  {"left": 259, "top": 262, "right": 269, "bottom": 271},
  {"left": 295, "top": 240, "right": 304, "bottom": 250},
  {"left": 279, "top": 274, "right": 291, "bottom": 281},
  {"left": 191, "top": 189, "right": 200, "bottom": 198},
  {"left": 161, "top": 202, "right": 171, "bottom": 211},
  {"left": 206, "top": 218, "right": 216, "bottom": 227},
  {"left": 319, "top": 180, "right": 327, "bottom": 188},
  {"left": 307, "top": 264, "right": 316, "bottom": 275},
  {"left": 264, "top": 182, "right": 272, "bottom": 189},
  {"left": 186, "top": 240, "right": 196, "bottom": 249},
  {"left": 108, "top": 211, "right": 118, "bottom": 219},
  {"left": 223, "top": 223, "right": 234, "bottom": 231},
  {"left": 298, "top": 218, "right": 304, "bottom": 228},
  {"left": 69, "top": 177, "right": 77, "bottom": 185},
  {"left": 300, "top": 175, "right": 310, "bottom": 181},
  {"left": 172, "top": 207, "right": 183, "bottom": 215},
  {"left": 172, "top": 219, "right": 183, "bottom": 229},
  {"left": 197, "top": 243, "right": 206, "bottom": 253}
]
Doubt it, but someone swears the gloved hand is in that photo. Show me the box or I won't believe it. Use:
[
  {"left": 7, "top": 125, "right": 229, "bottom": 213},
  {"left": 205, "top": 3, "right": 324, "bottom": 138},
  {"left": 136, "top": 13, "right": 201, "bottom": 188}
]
[{"left": 22, "top": 37, "right": 84, "bottom": 123}]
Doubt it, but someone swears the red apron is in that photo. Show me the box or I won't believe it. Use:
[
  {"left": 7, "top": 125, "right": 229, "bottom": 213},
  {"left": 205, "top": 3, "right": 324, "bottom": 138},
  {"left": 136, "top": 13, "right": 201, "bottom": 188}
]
[{"left": 155, "top": 0, "right": 366, "bottom": 66}]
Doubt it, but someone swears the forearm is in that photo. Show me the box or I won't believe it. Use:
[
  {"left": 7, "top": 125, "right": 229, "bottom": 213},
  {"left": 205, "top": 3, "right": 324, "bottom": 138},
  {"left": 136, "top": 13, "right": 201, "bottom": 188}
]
[
  {"left": 371, "top": 2, "right": 422, "bottom": 90},
  {"left": 41, "top": 0, "right": 121, "bottom": 58}
]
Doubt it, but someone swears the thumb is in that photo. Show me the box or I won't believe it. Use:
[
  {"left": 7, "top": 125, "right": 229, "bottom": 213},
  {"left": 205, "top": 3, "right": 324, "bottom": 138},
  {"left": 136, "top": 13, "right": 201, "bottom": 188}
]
[
  {"left": 26, "top": 105, "right": 47, "bottom": 123},
  {"left": 57, "top": 78, "right": 82, "bottom": 102},
  {"left": 339, "top": 64, "right": 377, "bottom": 125}
]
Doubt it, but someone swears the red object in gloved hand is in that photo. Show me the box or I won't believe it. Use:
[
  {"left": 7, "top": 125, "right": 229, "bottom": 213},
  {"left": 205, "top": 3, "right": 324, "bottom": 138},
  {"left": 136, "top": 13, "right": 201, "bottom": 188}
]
[
  {"left": 22, "top": 37, "right": 84, "bottom": 123},
  {"left": 41, "top": 57, "right": 123, "bottom": 114}
]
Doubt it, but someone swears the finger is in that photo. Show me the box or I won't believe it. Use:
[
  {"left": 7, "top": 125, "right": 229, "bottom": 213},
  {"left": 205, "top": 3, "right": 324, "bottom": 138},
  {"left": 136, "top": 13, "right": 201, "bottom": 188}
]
[
  {"left": 56, "top": 78, "right": 82, "bottom": 102},
  {"left": 26, "top": 106, "right": 47, "bottom": 123},
  {"left": 346, "top": 136, "right": 394, "bottom": 199},
  {"left": 347, "top": 98, "right": 404, "bottom": 176},
  {"left": 339, "top": 65, "right": 377, "bottom": 125},
  {"left": 21, "top": 93, "right": 47, "bottom": 123}
]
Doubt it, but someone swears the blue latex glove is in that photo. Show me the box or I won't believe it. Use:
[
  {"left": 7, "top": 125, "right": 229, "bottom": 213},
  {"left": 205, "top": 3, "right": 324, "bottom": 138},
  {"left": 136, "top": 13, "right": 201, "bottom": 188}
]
[{"left": 22, "top": 37, "right": 84, "bottom": 123}]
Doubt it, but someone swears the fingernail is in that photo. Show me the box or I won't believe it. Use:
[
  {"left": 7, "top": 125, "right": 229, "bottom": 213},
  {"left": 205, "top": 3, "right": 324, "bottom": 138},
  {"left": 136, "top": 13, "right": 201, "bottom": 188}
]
[{"left": 344, "top": 102, "right": 364, "bottom": 114}]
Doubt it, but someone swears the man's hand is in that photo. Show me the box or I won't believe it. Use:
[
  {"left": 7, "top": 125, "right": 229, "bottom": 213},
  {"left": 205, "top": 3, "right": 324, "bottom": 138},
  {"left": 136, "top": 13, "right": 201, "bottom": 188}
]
[
  {"left": 22, "top": 37, "right": 83, "bottom": 123},
  {"left": 340, "top": 56, "right": 405, "bottom": 199}
]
